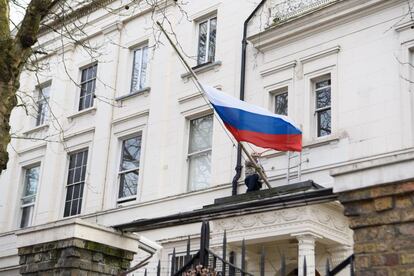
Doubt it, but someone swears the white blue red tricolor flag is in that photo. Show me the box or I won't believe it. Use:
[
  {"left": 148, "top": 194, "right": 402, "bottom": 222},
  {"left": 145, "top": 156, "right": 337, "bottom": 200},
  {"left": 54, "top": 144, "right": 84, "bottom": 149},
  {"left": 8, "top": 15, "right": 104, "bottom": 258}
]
[{"left": 203, "top": 85, "right": 302, "bottom": 152}]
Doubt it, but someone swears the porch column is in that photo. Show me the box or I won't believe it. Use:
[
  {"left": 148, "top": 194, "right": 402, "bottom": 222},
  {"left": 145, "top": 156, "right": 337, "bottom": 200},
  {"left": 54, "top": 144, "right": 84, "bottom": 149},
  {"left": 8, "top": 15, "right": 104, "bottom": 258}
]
[{"left": 294, "top": 233, "right": 318, "bottom": 276}]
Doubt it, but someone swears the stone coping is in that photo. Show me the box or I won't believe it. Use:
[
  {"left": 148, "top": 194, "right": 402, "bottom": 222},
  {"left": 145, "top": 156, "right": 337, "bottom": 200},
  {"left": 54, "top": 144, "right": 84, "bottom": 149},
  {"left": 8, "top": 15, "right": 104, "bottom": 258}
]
[{"left": 15, "top": 218, "right": 142, "bottom": 253}]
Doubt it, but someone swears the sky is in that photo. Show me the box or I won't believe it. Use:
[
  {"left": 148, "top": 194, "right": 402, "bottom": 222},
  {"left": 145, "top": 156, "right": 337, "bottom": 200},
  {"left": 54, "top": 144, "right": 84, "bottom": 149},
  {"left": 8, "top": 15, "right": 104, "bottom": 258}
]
[{"left": 9, "top": 1, "right": 28, "bottom": 28}]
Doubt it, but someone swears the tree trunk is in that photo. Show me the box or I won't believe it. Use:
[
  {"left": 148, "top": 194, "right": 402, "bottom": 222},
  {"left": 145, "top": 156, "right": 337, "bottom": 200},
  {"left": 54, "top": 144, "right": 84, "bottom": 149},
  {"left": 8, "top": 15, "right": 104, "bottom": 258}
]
[{"left": 0, "top": 80, "right": 17, "bottom": 172}]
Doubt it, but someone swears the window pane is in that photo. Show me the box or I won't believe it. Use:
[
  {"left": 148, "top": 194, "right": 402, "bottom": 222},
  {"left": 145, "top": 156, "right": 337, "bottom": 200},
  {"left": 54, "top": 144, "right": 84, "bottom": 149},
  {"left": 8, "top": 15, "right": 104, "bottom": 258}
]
[
  {"left": 189, "top": 115, "right": 213, "bottom": 153},
  {"left": 197, "top": 21, "right": 208, "bottom": 64},
  {"left": 140, "top": 46, "right": 148, "bottom": 90},
  {"left": 36, "top": 85, "right": 50, "bottom": 126},
  {"left": 24, "top": 166, "right": 40, "bottom": 197},
  {"left": 79, "top": 65, "right": 97, "bottom": 111},
  {"left": 275, "top": 92, "right": 288, "bottom": 116},
  {"left": 316, "top": 79, "right": 331, "bottom": 89},
  {"left": 22, "top": 196, "right": 35, "bottom": 205},
  {"left": 119, "top": 171, "right": 139, "bottom": 199},
  {"left": 208, "top": 18, "right": 217, "bottom": 63},
  {"left": 188, "top": 152, "right": 211, "bottom": 191},
  {"left": 316, "top": 87, "right": 331, "bottom": 109},
  {"left": 120, "top": 137, "right": 141, "bottom": 171},
  {"left": 64, "top": 150, "right": 88, "bottom": 217},
  {"left": 66, "top": 185, "right": 73, "bottom": 201},
  {"left": 20, "top": 206, "right": 33, "bottom": 228},
  {"left": 317, "top": 109, "right": 331, "bottom": 137},
  {"left": 131, "top": 48, "right": 143, "bottom": 92}
]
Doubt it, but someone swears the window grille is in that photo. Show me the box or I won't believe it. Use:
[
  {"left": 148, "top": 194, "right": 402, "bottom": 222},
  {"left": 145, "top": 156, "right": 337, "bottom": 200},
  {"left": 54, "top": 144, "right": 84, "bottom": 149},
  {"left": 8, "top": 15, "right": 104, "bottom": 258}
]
[
  {"left": 79, "top": 64, "right": 97, "bottom": 111},
  {"left": 314, "top": 77, "right": 331, "bottom": 137},
  {"left": 64, "top": 150, "right": 88, "bottom": 217}
]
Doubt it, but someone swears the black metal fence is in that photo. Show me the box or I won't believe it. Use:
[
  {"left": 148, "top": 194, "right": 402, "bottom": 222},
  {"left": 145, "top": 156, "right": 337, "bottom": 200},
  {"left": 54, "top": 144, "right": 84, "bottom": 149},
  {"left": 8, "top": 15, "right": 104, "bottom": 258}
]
[{"left": 151, "top": 221, "right": 354, "bottom": 276}]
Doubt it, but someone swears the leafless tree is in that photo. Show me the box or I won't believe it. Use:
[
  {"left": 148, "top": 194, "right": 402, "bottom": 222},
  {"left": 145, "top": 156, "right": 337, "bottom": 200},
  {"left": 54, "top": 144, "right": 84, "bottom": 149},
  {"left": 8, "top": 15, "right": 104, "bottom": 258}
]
[{"left": 0, "top": 0, "right": 190, "bottom": 173}]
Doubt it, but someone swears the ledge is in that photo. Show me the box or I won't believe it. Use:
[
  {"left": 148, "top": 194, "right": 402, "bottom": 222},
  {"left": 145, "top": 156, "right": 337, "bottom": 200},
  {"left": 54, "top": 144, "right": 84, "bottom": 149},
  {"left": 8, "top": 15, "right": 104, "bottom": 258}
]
[
  {"left": 303, "top": 133, "right": 342, "bottom": 149},
  {"left": 114, "top": 182, "right": 336, "bottom": 232},
  {"left": 260, "top": 61, "right": 297, "bottom": 77},
  {"left": 299, "top": 46, "right": 340, "bottom": 64},
  {"left": 181, "top": 61, "right": 222, "bottom": 80},
  {"left": 22, "top": 124, "right": 49, "bottom": 136},
  {"left": 248, "top": 0, "right": 394, "bottom": 50},
  {"left": 115, "top": 87, "right": 150, "bottom": 102},
  {"left": 15, "top": 218, "right": 143, "bottom": 253},
  {"left": 331, "top": 147, "right": 414, "bottom": 193},
  {"left": 67, "top": 106, "right": 97, "bottom": 121}
]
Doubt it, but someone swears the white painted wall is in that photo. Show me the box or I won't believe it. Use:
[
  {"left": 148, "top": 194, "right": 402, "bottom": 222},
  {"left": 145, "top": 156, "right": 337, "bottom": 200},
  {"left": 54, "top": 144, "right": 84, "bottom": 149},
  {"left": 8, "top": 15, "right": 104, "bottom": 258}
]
[{"left": 0, "top": 0, "right": 411, "bottom": 273}]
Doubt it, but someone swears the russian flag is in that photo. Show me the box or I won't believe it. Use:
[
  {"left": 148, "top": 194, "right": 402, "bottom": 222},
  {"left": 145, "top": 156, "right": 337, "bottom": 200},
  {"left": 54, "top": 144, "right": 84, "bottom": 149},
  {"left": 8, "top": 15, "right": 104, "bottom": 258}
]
[{"left": 203, "top": 85, "right": 302, "bottom": 152}]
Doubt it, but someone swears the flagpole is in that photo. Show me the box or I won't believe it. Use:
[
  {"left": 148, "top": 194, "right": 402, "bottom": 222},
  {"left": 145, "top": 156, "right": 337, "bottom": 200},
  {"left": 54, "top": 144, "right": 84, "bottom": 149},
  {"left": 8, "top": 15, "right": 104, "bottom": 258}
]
[{"left": 156, "top": 21, "right": 272, "bottom": 189}]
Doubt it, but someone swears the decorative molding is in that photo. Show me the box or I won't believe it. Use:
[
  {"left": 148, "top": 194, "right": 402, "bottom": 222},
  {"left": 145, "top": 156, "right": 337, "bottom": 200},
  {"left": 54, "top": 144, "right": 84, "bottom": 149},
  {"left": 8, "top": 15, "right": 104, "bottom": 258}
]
[
  {"left": 101, "top": 21, "right": 123, "bottom": 35},
  {"left": 115, "top": 87, "right": 151, "bottom": 102},
  {"left": 181, "top": 61, "right": 222, "bottom": 80},
  {"left": 67, "top": 107, "right": 97, "bottom": 121},
  {"left": 260, "top": 61, "right": 297, "bottom": 77},
  {"left": 63, "top": 127, "right": 95, "bottom": 141},
  {"left": 17, "top": 142, "right": 47, "bottom": 157},
  {"left": 189, "top": 4, "right": 220, "bottom": 21},
  {"left": 212, "top": 204, "right": 353, "bottom": 245},
  {"left": 22, "top": 124, "right": 50, "bottom": 136},
  {"left": 180, "top": 105, "right": 212, "bottom": 119},
  {"left": 330, "top": 147, "right": 414, "bottom": 177},
  {"left": 178, "top": 92, "right": 204, "bottom": 104},
  {"left": 299, "top": 46, "right": 341, "bottom": 64},
  {"left": 249, "top": 0, "right": 398, "bottom": 51},
  {"left": 112, "top": 110, "right": 150, "bottom": 126},
  {"left": 395, "top": 20, "right": 414, "bottom": 32}
]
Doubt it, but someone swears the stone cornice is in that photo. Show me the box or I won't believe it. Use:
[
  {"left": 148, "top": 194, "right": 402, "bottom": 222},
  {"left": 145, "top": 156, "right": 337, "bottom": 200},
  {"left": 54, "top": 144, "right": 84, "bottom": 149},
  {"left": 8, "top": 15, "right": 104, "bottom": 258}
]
[
  {"left": 114, "top": 187, "right": 336, "bottom": 232},
  {"left": 249, "top": 0, "right": 405, "bottom": 51}
]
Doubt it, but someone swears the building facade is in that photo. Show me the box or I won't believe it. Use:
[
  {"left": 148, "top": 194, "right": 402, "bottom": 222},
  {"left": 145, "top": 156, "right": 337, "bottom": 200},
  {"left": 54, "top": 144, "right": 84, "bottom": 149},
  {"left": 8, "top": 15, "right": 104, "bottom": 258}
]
[{"left": 0, "top": 0, "right": 413, "bottom": 275}]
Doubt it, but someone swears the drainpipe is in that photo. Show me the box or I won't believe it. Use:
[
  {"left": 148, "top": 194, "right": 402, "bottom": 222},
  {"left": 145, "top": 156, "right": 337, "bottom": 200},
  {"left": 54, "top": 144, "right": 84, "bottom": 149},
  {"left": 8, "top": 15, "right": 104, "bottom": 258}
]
[{"left": 232, "top": 0, "right": 268, "bottom": 196}]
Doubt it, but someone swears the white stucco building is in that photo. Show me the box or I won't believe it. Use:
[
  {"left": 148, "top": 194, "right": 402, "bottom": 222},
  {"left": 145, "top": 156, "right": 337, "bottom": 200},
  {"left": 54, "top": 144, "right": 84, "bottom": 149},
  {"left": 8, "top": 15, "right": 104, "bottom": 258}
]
[{"left": 1, "top": 0, "right": 414, "bottom": 275}]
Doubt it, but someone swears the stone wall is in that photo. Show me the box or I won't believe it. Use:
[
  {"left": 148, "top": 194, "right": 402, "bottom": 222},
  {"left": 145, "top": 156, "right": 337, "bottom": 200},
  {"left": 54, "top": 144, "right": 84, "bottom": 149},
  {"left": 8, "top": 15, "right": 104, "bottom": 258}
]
[
  {"left": 339, "top": 180, "right": 414, "bottom": 275},
  {"left": 18, "top": 237, "right": 134, "bottom": 275}
]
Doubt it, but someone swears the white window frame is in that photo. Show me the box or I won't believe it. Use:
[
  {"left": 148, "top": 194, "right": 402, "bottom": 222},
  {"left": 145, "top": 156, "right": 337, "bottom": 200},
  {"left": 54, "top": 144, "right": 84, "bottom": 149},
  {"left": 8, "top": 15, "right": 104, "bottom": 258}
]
[
  {"left": 63, "top": 149, "right": 89, "bottom": 218},
  {"left": 130, "top": 45, "right": 149, "bottom": 93},
  {"left": 313, "top": 74, "right": 332, "bottom": 138},
  {"left": 187, "top": 114, "right": 213, "bottom": 191},
  {"left": 78, "top": 63, "right": 97, "bottom": 111},
  {"left": 196, "top": 16, "right": 217, "bottom": 65},
  {"left": 117, "top": 135, "right": 142, "bottom": 203},
  {"left": 273, "top": 87, "right": 289, "bottom": 116},
  {"left": 20, "top": 164, "right": 41, "bottom": 228},
  {"left": 35, "top": 82, "right": 51, "bottom": 126}
]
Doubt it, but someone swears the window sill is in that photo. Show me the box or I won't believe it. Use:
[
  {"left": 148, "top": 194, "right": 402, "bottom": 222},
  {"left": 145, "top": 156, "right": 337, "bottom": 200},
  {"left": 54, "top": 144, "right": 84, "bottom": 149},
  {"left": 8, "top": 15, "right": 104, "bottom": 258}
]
[
  {"left": 303, "top": 133, "right": 342, "bottom": 149},
  {"left": 23, "top": 124, "right": 50, "bottom": 136},
  {"left": 117, "top": 196, "right": 137, "bottom": 207},
  {"left": 181, "top": 60, "right": 222, "bottom": 80},
  {"left": 115, "top": 87, "right": 151, "bottom": 102},
  {"left": 67, "top": 107, "right": 97, "bottom": 121}
]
